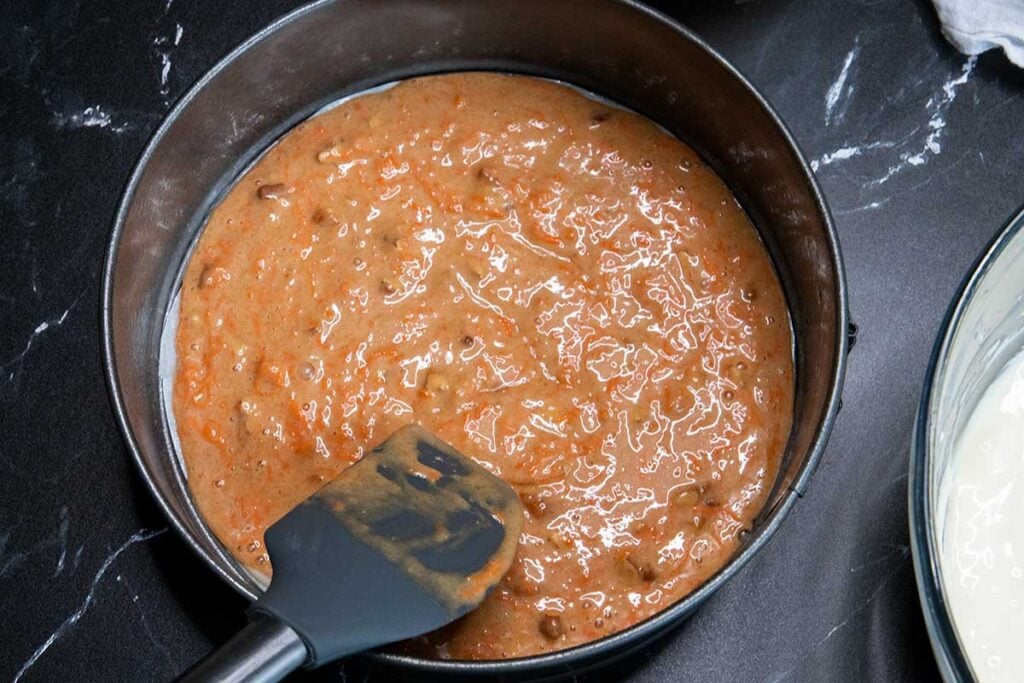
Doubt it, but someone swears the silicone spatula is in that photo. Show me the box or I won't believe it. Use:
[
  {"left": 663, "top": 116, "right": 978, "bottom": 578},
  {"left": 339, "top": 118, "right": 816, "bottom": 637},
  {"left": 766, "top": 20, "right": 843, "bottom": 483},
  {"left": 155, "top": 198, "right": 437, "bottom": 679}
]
[{"left": 179, "top": 425, "right": 524, "bottom": 682}]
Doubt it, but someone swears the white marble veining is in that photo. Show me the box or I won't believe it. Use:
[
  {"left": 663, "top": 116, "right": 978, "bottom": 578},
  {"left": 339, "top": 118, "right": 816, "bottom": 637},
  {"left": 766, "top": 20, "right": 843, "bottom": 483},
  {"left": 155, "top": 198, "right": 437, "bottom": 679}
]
[
  {"left": 770, "top": 547, "right": 912, "bottom": 682},
  {"left": 117, "top": 572, "right": 175, "bottom": 670},
  {"left": 51, "top": 105, "right": 130, "bottom": 132},
  {"left": 811, "top": 140, "right": 897, "bottom": 171},
  {"left": 52, "top": 506, "right": 69, "bottom": 577},
  {"left": 869, "top": 56, "right": 977, "bottom": 186},
  {"left": 12, "top": 529, "right": 166, "bottom": 683},
  {"left": 154, "top": 22, "right": 184, "bottom": 100},
  {"left": 1, "top": 298, "right": 79, "bottom": 395},
  {"left": 0, "top": 507, "right": 79, "bottom": 582},
  {"left": 811, "top": 55, "right": 978, "bottom": 194},
  {"left": 825, "top": 38, "right": 860, "bottom": 126}
]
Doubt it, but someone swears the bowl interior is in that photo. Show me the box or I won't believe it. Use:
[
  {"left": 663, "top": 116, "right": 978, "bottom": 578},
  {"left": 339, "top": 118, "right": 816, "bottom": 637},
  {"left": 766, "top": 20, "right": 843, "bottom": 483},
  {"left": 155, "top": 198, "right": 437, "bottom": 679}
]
[
  {"left": 105, "top": 0, "right": 846, "bottom": 674},
  {"left": 914, "top": 208, "right": 1024, "bottom": 681}
]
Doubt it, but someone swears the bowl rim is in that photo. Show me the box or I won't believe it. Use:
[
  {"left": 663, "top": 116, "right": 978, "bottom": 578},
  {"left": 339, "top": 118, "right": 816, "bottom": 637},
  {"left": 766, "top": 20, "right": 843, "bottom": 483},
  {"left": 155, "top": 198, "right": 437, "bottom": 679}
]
[
  {"left": 909, "top": 204, "right": 1024, "bottom": 683},
  {"left": 102, "top": 0, "right": 849, "bottom": 674}
]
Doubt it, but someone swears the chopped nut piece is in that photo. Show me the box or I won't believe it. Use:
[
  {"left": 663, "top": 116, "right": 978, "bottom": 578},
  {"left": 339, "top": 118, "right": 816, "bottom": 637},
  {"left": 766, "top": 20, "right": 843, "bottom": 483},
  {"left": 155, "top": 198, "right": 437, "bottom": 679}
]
[
  {"left": 197, "top": 264, "right": 218, "bottom": 289},
  {"left": 311, "top": 207, "right": 339, "bottom": 225},
  {"left": 381, "top": 233, "right": 403, "bottom": 248},
  {"left": 257, "top": 183, "right": 288, "bottom": 200},
  {"left": 623, "top": 553, "right": 657, "bottom": 582},
  {"left": 297, "top": 362, "right": 316, "bottom": 381},
  {"left": 547, "top": 530, "right": 572, "bottom": 549},
  {"left": 673, "top": 489, "right": 699, "bottom": 508},
  {"left": 518, "top": 489, "right": 548, "bottom": 518},
  {"left": 539, "top": 615, "right": 563, "bottom": 641},
  {"left": 476, "top": 166, "right": 497, "bottom": 183},
  {"left": 505, "top": 562, "right": 539, "bottom": 596},
  {"left": 424, "top": 371, "right": 450, "bottom": 395},
  {"left": 316, "top": 142, "right": 344, "bottom": 163}
]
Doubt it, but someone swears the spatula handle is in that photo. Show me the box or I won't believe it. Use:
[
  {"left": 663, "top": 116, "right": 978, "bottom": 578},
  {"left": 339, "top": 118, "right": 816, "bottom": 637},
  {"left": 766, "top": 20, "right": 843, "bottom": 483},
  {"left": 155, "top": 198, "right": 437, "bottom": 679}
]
[{"left": 178, "top": 614, "right": 308, "bottom": 682}]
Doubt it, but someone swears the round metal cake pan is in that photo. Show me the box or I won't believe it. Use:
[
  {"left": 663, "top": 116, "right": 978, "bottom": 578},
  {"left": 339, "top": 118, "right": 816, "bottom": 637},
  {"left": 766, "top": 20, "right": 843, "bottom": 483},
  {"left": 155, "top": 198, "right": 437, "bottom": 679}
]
[{"left": 102, "top": 0, "right": 849, "bottom": 678}]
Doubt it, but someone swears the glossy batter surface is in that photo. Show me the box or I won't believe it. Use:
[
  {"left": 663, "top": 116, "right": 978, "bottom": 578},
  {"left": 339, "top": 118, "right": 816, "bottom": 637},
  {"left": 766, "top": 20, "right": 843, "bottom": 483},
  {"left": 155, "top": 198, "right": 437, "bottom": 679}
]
[{"left": 173, "top": 73, "right": 793, "bottom": 660}]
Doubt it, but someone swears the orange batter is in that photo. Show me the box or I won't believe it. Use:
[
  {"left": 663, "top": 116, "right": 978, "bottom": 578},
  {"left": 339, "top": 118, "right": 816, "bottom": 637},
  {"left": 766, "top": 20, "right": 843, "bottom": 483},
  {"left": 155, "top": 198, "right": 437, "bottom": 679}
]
[{"left": 173, "top": 73, "right": 793, "bottom": 659}]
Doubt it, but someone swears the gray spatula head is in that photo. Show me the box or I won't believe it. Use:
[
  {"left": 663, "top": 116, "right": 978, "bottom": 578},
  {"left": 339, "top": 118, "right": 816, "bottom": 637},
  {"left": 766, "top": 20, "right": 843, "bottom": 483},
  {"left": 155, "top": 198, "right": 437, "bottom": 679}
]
[{"left": 252, "top": 425, "right": 524, "bottom": 666}]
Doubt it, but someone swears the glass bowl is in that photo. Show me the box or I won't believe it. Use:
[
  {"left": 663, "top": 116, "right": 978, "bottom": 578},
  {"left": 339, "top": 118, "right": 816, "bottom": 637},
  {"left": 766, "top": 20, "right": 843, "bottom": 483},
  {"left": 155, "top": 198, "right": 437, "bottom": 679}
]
[{"left": 910, "top": 205, "right": 1024, "bottom": 682}]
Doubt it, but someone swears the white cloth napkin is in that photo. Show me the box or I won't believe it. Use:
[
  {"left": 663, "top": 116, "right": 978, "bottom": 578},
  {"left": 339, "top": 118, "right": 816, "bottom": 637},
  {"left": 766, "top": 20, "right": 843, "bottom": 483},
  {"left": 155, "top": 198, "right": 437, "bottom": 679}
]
[{"left": 933, "top": 0, "right": 1024, "bottom": 67}]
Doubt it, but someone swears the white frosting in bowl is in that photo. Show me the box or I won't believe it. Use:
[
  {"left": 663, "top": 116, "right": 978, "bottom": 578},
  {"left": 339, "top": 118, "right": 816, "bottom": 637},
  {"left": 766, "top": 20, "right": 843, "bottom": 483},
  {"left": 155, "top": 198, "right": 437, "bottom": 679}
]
[{"left": 941, "top": 348, "right": 1024, "bottom": 681}]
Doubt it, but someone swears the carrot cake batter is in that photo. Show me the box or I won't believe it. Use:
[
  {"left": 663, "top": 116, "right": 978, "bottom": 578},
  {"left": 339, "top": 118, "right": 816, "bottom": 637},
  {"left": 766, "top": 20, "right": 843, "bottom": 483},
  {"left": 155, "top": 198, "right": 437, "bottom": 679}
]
[{"left": 173, "top": 73, "right": 794, "bottom": 659}]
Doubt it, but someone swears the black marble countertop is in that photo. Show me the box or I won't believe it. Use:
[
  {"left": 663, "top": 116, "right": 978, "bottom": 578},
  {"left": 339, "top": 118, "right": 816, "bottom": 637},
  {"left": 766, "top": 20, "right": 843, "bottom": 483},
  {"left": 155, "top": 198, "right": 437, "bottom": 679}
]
[{"left": 2, "top": 0, "right": 1022, "bottom": 680}]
